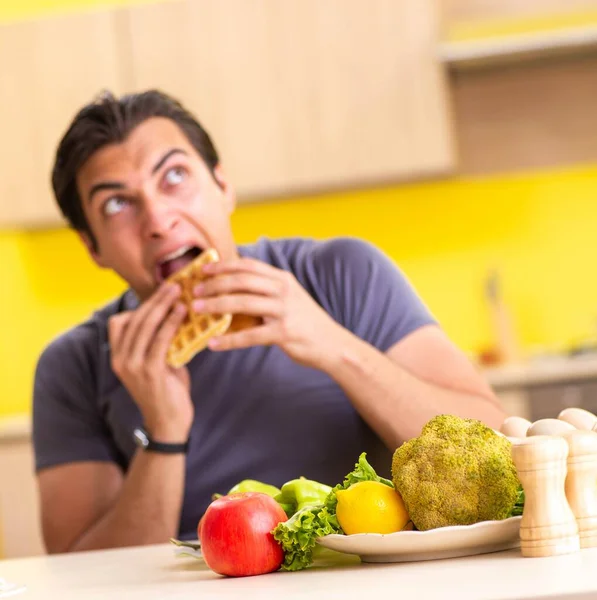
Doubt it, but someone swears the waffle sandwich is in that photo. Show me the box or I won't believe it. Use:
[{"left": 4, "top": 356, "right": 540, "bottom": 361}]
[{"left": 166, "top": 249, "right": 232, "bottom": 368}]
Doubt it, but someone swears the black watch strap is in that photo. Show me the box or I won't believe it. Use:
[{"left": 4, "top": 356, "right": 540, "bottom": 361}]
[{"left": 133, "top": 428, "right": 189, "bottom": 454}]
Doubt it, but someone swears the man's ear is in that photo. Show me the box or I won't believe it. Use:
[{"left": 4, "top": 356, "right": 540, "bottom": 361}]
[
  {"left": 213, "top": 164, "right": 236, "bottom": 215},
  {"left": 78, "top": 231, "right": 107, "bottom": 268}
]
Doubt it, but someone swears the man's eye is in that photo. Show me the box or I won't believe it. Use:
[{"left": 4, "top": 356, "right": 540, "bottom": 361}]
[
  {"left": 103, "top": 196, "right": 128, "bottom": 216},
  {"left": 164, "top": 166, "right": 186, "bottom": 186}
]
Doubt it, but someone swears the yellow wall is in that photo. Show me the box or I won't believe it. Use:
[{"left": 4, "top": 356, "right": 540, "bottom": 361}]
[
  {"left": 2, "top": 0, "right": 597, "bottom": 417},
  {"left": 0, "top": 0, "right": 160, "bottom": 22},
  {"left": 235, "top": 165, "right": 597, "bottom": 356},
  {"left": 3, "top": 164, "right": 597, "bottom": 416},
  {"left": 446, "top": 9, "right": 597, "bottom": 42}
]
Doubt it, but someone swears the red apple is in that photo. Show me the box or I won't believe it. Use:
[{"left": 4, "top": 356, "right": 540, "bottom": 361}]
[
  {"left": 197, "top": 513, "right": 206, "bottom": 541},
  {"left": 200, "top": 492, "right": 287, "bottom": 577}
]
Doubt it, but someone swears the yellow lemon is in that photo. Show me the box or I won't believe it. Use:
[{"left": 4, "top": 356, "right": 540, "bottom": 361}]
[{"left": 335, "top": 481, "right": 409, "bottom": 535}]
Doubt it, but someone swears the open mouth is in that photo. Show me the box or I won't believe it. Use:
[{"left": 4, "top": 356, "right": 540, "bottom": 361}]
[{"left": 157, "top": 245, "right": 203, "bottom": 282}]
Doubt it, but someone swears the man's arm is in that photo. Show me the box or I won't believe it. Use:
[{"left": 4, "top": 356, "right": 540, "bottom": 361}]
[
  {"left": 36, "top": 282, "right": 193, "bottom": 553},
  {"left": 193, "top": 254, "right": 506, "bottom": 450},
  {"left": 317, "top": 324, "right": 505, "bottom": 449},
  {"left": 39, "top": 453, "right": 185, "bottom": 553}
]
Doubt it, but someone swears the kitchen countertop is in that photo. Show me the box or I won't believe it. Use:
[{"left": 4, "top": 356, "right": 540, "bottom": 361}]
[
  {"left": 2, "top": 543, "right": 597, "bottom": 600},
  {"left": 484, "top": 355, "right": 597, "bottom": 391},
  {"left": 0, "top": 413, "right": 30, "bottom": 442}
]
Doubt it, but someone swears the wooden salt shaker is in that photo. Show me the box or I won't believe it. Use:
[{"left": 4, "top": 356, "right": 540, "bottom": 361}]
[
  {"left": 527, "top": 418, "right": 576, "bottom": 437},
  {"left": 563, "top": 430, "right": 597, "bottom": 549},
  {"left": 512, "top": 435, "right": 580, "bottom": 557}
]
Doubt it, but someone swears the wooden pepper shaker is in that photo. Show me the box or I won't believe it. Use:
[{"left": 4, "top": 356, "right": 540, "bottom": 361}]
[
  {"left": 558, "top": 407, "right": 597, "bottom": 430},
  {"left": 511, "top": 435, "right": 580, "bottom": 557},
  {"left": 526, "top": 418, "right": 576, "bottom": 437},
  {"left": 500, "top": 416, "right": 532, "bottom": 439},
  {"left": 563, "top": 430, "right": 597, "bottom": 549}
]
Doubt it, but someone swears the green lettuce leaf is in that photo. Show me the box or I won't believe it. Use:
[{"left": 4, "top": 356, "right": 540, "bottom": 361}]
[
  {"left": 508, "top": 486, "right": 525, "bottom": 517},
  {"left": 272, "top": 452, "right": 391, "bottom": 571},
  {"left": 272, "top": 505, "right": 340, "bottom": 571}
]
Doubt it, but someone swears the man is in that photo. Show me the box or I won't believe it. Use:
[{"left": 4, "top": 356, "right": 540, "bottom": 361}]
[{"left": 33, "top": 90, "right": 506, "bottom": 554}]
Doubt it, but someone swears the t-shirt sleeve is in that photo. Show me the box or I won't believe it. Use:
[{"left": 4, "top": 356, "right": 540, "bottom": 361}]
[
  {"left": 32, "top": 326, "right": 122, "bottom": 472},
  {"left": 309, "top": 237, "right": 437, "bottom": 352}
]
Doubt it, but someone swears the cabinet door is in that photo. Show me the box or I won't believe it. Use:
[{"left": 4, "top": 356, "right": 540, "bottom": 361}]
[
  {"left": 0, "top": 436, "right": 44, "bottom": 558},
  {"left": 124, "top": 0, "right": 454, "bottom": 200},
  {"left": 442, "top": 0, "right": 597, "bottom": 24},
  {"left": 0, "top": 10, "right": 124, "bottom": 228}
]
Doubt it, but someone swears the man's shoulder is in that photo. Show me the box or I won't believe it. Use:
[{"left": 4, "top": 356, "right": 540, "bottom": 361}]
[
  {"left": 237, "top": 236, "right": 313, "bottom": 265},
  {"left": 36, "top": 291, "right": 129, "bottom": 373},
  {"left": 238, "top": 236, "right": 381, "bottom": 270}
]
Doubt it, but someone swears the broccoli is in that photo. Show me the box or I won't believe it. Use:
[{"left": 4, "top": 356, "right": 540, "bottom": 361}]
[{"left": 391, "top": 414, "right": 521, "bottom": 531}]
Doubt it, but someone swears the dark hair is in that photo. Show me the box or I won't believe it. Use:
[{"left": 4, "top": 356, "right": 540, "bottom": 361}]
[{"left": 51, "top": 89, "right": 220, "bottom": 248}]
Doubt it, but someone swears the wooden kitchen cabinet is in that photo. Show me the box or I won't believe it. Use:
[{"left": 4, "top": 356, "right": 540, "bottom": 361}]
[
  {"left": 0, "top": 10, "right": 125, "bottom": 228},
  {"left": 121, "top": 0, "right": 455, "bottom": 200},
  {"left": 0, "top": 0, "right": 454, "bottom": 227},
  {"left": 0, "top": 418, "right": 44, "bottom": 559}
]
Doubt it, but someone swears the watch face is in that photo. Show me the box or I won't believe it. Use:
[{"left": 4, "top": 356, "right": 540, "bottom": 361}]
[{"left": 133, "top": 428, "right": 149, "bottom": 448}]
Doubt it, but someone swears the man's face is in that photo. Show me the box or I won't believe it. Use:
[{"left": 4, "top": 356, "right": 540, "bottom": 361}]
[{"left": 77, "top": 117, "right": 237, "bottom": 300}]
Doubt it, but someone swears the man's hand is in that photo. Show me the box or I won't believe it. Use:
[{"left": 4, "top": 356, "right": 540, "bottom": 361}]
[
  {"left": 193, "top": 257, "right": 343, "bottom": 368},
  {"left": 108, "top": 283, "right": 193, "bottom": 442}
]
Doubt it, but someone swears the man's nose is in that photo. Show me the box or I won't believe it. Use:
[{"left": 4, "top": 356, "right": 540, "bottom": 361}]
[{"left": 142, "top": 196, "right": 179, "bottom": 239}]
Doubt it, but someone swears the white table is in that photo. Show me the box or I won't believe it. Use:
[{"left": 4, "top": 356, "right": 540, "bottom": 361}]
[{"left": 2, "top": 543, "right": 597, "bottom": 600}]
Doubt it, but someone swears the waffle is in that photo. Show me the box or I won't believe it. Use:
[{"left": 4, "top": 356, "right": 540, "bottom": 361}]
[
  {"left": 166, "top": 249, "right": 232, "bottom": 368},
  {"left": 228, "top": 312, "right": 262, "bottom": 333}
]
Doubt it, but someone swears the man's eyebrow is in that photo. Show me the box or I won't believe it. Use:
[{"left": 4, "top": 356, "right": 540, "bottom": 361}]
[
  {"left": 152, "top": 148, "right": 188, "bottom": 174},
  {"left": 88, "top": 182, "right": 125, "bottom": 204},
  {"left": 86, "top": 149, "right": 188, "bottom": 204}
]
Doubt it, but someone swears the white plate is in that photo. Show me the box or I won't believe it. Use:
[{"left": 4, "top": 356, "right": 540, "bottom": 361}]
[{"left": 316, "top": 516, "right": 522, "bottom": 563}]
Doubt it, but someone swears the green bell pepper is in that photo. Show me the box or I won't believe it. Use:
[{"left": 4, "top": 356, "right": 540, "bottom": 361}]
[
  {"left": 227, "top": 479, "right": 281, "bottom": 497},
  {"left": 274, "top": 477, "right": 332, "bottom": 518}
]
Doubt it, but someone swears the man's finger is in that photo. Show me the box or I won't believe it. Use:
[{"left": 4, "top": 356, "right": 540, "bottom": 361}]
[
  {"left": 202, "top": 257, "right": 281, "bottom": 279},
  {"left": 119, "top": 284, "right": 180, "bottom": 359},
  {"left": 124, "top": 287, "right": 183, "bottom": 365},
  {"left": 192, "top": 294, "right": 281, "bottom": 319},
  {"left": 108, "top": 312, "right": 132, "bottom": 355},
  {"left": 195, "top": 272, "right": 280, "bottom": 299},
  {"left": 208, "top": 324, "right": 275, "bottom": 352},
  {"left": 146, "top": 302, "right": 188, "bottom": 365}
]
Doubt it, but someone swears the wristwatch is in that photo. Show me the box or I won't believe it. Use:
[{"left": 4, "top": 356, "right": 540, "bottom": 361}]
[{"left": 133, "top": 427, "right": 189, "bottom": 454}]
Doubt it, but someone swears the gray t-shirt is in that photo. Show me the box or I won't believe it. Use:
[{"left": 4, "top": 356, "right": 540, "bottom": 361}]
[{"left": 33, "top": 236, "right": 435, "bottom": 539}]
